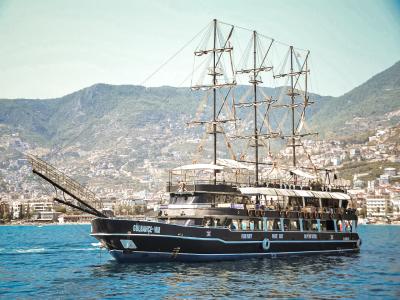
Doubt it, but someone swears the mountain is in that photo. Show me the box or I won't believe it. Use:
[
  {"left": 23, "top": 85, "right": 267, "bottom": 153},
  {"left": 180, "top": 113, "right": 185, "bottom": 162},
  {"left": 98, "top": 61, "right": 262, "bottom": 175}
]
[
  {"left": 309, "top": 61, "right": 400, "bottom": 137},
  {"left": 0, "top": 61, "right": 399, "bottom": 152}
]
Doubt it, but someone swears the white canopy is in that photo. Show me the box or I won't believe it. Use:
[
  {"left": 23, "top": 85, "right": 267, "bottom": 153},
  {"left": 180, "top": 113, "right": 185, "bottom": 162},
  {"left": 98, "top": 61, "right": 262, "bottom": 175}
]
[
  {"left": 173, "top": 164, "right": 224, "bottom": 171},
  {"left": 238, "top": 187, "right": 350, "bottom": 200}
]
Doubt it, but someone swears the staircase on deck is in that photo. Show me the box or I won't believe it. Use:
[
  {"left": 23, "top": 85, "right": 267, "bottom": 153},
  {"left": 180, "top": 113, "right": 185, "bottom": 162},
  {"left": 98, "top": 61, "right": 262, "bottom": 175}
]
[{"left": 27, "top": 154, "right": 105, "bottom": 217}]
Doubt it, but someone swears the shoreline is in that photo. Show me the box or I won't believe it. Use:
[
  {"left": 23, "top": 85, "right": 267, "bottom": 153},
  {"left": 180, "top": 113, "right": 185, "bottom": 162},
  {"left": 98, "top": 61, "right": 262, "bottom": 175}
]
[{"left": 0, "top": 222, "right": 91, "bottom": 226}]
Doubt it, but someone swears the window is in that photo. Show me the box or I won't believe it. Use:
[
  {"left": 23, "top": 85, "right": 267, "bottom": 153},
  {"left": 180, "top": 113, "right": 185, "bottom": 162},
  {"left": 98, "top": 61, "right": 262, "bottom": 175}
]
[
  {"left": 289, "top": 219, "right": 300, "bottom": 231},
  {"left": 249, "top": 220, "right": 255, "bottom": 231},
  {"left": 184, "top": 219, "right": 195, "bottom": 226},
  {"left": 266, "top": 220, "right": 274, "bottom": 231},
  {"left": 344, "top": 220, "right": 352, "bottom": 232},
  {"left": 320, "top": 221, "right": 327, "bottom": 231},
  {"left": 283, "top": 219, "right": 290, "bottom": 231},
  {"left": 170, "top": 195, "right": 198, "bottom": 204},
  {"left": 303, "top": 219, "right": 312, "bottom": 231},
  {"left": 336, "top": 220, "right": 343, "bottom": 232},
  {"left": 326, "top": 220, "right": 335, "bottom": 231},
  {"left": 231, "top": 220, "right": 239, "bottom": 230},
  {"left": 275, "top": 219, "right": 282, "bottom": 231},
  {"left": 241, "top": 220, "right": 249, "bottom": 230},
  {"left": 307, "top": 220, "right": 318, "bottom": 231}
]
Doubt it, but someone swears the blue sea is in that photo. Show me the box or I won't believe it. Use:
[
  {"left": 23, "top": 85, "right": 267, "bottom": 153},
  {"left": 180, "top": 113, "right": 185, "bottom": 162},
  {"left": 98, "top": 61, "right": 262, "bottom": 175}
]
[{"left": 0, "top": 225, "right": 399, "bottom": 299}]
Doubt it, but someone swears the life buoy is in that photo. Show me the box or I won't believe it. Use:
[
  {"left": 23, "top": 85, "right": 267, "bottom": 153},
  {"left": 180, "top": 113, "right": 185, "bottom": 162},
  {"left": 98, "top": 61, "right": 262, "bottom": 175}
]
[
  {"left": 356, "top": 239, "right": 362, "bottom": 248},
  {"left": 262, "top": 238, "right": 270, "bottom": 251}
]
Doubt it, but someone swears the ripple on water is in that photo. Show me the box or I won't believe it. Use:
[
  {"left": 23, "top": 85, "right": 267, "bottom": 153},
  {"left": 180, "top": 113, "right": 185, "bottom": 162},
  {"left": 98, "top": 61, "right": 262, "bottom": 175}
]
[{"left": 0, "top": 225, "right": 399, "bottom": 299}]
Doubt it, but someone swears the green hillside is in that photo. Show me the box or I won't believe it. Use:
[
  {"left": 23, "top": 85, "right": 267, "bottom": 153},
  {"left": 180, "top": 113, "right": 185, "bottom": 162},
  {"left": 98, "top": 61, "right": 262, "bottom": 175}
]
[
  {"left": 0, "top": 61, "right": 399, "bottom": 152},
  {"left": 310, "top": 61, "right": 400, "bottom": 137}
]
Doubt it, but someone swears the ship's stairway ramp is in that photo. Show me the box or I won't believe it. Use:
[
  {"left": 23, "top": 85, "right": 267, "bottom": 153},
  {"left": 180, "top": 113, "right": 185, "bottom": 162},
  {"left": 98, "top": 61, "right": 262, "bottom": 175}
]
[{"left": 27, "top": 154, "right": 106, "bottom": 217}]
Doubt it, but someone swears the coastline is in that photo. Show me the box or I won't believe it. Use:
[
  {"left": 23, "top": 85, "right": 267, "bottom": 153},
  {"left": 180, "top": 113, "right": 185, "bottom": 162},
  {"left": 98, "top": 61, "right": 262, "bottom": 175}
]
[{"left": 0, "top": 222, "right": 91, "bottom": 226}]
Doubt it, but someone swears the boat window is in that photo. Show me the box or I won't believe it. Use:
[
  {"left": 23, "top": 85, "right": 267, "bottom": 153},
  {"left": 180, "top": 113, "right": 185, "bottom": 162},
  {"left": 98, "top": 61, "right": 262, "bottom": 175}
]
[
  {"left": 249, "top": 220, "right": 255, "bottom": 231},
  {"left": 337, "top": 220, "right": 344, "bottom": 232},
  {"left": 241, "top": 220, "right": 249, "bottom": 230},
  {"left": 352, "top": 220, "right": 357, "bottom": 232},
  {"left": 310, "top": 220, "right": 319, "bottom": 231},
  {"left": 283, "top": 219, "right": 290, "bottom": 231},
  {"left": 184, "top": 219, "right": 195, "bottom": 226},
  {"left": 213, "top": 219, "right": 220, "bottom": 227},
  {"left": 342, "top": 200, "right": 349, "bottom": 208},
  {"left": 266, "top": 220, "right": 273, "bottom": 231},
  {"left": 275, "top": 219, "right": 282, "bottom": 231},
  {"left": 203, "top": 218, "right": 212, "bottom": 227},
  {"left": 320, "top": 220, "right": 327, "bottom": 231},
  {"left": 231, "top": 220, "right": 239, "bottom": 230},
  {"left": 258, "top": 220, "right": 263, "bottom": 231},
  {"left": 288, "top": 197, "right": 302, "bottom": 211},
  {"left": 325, "top": 220, "right": 335, "bottom": 231},
  {"left": 289, "top": 219, "right": 300, "bottom": 231},
  {"left": 305, "top": 197, "right": 320, "bottom": 207},
  {"left": 303, "top": 219, "right": 311, "bottom": 231},
  {"left": 344, "top": 220, "right": 352, "bottom": 232},
  {"left": 169, "top": 219, "right": 192, "bottom": 225},
  {"left": 321, "top": 198, "right": 340, "bottom": 208},
  {"left": 170, "top": 195, "right": 197, "bottom": 204}
]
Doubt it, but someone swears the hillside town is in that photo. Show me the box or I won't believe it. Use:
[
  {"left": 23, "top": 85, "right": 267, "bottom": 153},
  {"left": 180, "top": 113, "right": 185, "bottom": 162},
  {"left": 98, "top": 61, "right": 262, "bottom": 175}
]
[{"left": 0, "top": 122, "right": 399, "bottom": 225}]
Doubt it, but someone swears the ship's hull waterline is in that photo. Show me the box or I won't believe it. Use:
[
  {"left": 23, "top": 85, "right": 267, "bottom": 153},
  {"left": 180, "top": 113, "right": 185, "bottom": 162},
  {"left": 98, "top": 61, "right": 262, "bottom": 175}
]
[{"left": 91, "top": 218, "right": 361, "bottom": 263}]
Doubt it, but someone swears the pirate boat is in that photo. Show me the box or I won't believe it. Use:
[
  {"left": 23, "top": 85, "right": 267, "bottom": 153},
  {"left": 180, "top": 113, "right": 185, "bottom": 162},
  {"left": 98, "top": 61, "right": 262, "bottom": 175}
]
[{"left": 29, "top": 19, "right": 361, "bottom": 262}]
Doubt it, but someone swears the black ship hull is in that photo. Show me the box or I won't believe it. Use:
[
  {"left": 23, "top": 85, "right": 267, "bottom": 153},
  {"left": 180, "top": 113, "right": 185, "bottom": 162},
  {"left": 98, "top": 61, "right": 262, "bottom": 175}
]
[{"left": 91, "top": 218, "right": 361, "bottom": 263}]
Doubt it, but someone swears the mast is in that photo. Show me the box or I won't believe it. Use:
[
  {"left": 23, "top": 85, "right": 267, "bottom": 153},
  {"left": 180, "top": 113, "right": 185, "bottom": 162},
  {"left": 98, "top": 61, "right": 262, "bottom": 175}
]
[
  {"left": 191, "top": 19, "right": 236, "bottom": 184},
  {"left": 212, "top": 19, "right": 217, "bottom": 184},
  {"left": 235, "top": 32, "right": 274, "bottom": 185},
  {"left": 253, "top": 31, "right": 259, "bottom": 186},
  {"left": 290, "top": 46, "right": 296, "bottom": 167}
]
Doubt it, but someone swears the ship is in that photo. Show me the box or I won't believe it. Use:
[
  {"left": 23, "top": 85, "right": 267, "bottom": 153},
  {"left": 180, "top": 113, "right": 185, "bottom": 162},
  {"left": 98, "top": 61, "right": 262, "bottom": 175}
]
[{"left": 28, "top": 19, "right": 361, "bottom": 262}]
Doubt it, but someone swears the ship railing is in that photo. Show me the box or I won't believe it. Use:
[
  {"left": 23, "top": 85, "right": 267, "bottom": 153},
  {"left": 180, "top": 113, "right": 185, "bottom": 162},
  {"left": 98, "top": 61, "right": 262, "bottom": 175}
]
[
  {"left": 27, "top": 154, "right": 100, "bottom": 207},
  {"left": 167, "top": 177, "right": 349, "bottom": 193}
]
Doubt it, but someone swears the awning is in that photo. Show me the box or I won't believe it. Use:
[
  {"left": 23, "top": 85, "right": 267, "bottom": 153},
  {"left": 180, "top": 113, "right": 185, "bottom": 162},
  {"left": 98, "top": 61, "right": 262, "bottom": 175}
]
[{"left": 238, "top": 187, "right": 350, "bottom": 200}]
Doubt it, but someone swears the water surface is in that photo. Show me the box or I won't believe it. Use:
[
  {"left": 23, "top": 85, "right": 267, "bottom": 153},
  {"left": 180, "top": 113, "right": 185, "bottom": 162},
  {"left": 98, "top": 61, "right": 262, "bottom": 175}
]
[{"left": 0, "top": 225, "right": 399, "bottom": 299}]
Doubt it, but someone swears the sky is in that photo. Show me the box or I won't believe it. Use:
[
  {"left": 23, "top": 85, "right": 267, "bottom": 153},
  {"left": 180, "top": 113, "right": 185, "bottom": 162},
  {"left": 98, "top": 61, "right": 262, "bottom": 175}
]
[{"left": 0, "top": 0, "right": 399, "bottom": 99}]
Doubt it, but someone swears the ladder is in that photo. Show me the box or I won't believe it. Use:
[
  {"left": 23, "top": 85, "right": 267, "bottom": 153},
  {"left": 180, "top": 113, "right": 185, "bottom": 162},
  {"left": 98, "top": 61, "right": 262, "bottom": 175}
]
[{"left": 27, "top": 154, "right": 106, "bottom": 217}]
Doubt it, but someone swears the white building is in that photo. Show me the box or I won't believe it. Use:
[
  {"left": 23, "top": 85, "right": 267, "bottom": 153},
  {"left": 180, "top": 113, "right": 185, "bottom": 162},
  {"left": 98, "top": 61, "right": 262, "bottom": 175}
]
[
  {"left": 379, "top": 174, "right": 390, "bottom": 185},
  {"left": 12, "top": 201, "right": 22, "bottom": 219},
  {"left": 384, "top": 167, "right": 397, "bottom": 176},
  {"left": 366, "top": 197, "right": 391, "bottom": 217},
  {"left": 31, "top": 202, "right": 53, "bottom": 213}
]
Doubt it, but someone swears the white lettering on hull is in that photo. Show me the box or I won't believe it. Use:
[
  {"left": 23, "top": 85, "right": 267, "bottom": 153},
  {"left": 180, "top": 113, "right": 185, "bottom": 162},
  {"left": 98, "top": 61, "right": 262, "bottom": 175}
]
[
  {"left": 132, "top": 224, "right": 161, "bottom": 234},
  {"left": 304, "top": 233, "right": 317, "bottom": 239}
]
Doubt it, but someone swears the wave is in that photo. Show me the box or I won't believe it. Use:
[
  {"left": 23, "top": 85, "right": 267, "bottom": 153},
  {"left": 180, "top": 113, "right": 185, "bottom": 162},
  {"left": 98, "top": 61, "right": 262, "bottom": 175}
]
[
  {"left": 0, "top": 246, "right": 107, "bottom": 255},
  {"left": 15, "top": 248, "right": 46, "bottom": 253},
  {"left": 71, "top": 248, "right": 98, "bottom": 251},
  {"left": 91, "top": 242, "right": 101, "bottom": 247}
]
